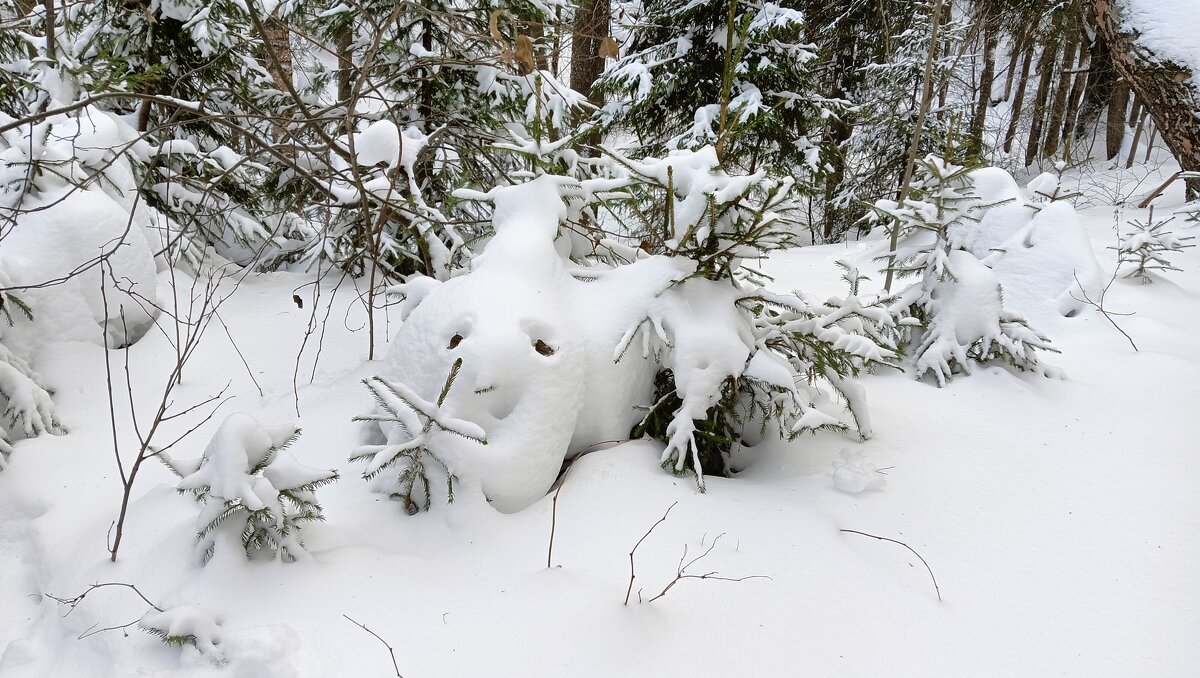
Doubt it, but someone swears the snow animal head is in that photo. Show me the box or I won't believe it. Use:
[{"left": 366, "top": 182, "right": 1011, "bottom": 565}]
[{"left": 384, "top": 178, "right": 588, "bottom": 512}]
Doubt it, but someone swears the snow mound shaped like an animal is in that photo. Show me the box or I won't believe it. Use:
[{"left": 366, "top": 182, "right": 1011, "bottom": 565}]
[{"left": 381, "top": 176, "right": 693, "bottom": 512}]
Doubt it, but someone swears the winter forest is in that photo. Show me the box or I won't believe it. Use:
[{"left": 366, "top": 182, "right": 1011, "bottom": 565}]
[{"left": 0, "top": 0, "right": 1198, "bottom": 674}]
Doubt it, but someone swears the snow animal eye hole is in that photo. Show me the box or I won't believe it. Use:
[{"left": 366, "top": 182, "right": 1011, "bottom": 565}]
[
  {"left": 533, "top": 339, "right": 555, "bottom": 356},
  {"left": 448, "top": 333, "right": 464, "bottom": 349}
]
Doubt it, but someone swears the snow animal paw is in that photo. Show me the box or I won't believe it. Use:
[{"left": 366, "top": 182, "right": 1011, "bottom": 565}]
[{"left": 659, "top": 416, "right": 706, "bottom": 492}]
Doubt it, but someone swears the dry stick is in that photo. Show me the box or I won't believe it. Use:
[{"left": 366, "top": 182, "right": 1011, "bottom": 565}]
[
  {"left": 212, "top": 309, "right": 264, "bottom": 397},
  {"left": 648, "top": 533, "right": 770, "bottom": 603},
  {"left": 343, "top": 615, "right": 403, "bottom": 678},
  {"left": 46, "top": 581, "right": 163, "bottom": 640},
  {"left": 99, "top": 261, "right": 126, "bottom": 487},
  {"left": 545, "top": 439, "right": 627, "bottom": 569},
  {"left": 624, "top": 501, "right": 677, "bottom": 606},
  {"left": 1071, "top": 270, "right": 1138, "bottom": 351},
  {"left": 841, "top": 529, "right": 941, "bottom": 602}
]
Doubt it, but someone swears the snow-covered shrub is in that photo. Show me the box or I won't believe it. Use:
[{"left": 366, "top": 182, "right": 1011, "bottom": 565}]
[
  {"left": 352, "top": 359, "right": 485, "bottom": 514},
  {"left": 871, "top": 154, "right": 1057, "bottom": 386},
  {"left": 598, "top": 0, "right": 825, "bottom": 174},
  {"left": 162, "top": 414, "right": 338, "bottom": 563},
  {"left": 367, "top": 147, "right": 894, "bottom": 511},
  {"left": 139, "top": 605, "right": 223, "bottom": 654},
  {"left": 0, "top": 336, "right": 63, "bottom": 467},
  {"left": 1116, "top": 211, "right": 1195, "bottom": 283}
]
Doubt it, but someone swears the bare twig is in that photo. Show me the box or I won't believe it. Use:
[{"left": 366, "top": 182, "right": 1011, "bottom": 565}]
[
  {"left": 841, "top": 528, "right": 942, "bottom": 601},
  {"left": 648, "top": 534, "right": 770, "bottom": 603},
  {"left": 1070, "top": 270, "right": 1138, "bottom": 351},
  {"left": 45, "top": 581, "right": 163, "bottom": 640},
  {"left": 624, "top": 501, "right": 677, "bottom": 605},
  {"left": 343, "top": 615, "right": 404, "bottom": 678},
  {"left": 546, "top": 440, "right": 626, "bottom": 569}
]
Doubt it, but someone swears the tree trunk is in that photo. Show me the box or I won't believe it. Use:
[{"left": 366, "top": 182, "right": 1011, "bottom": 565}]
[
  {"left": 336, "top": 31, "right": 353, "bottom": 104},
  {"left": 1093, "top": 0, "right": 1200, "bottom": 198},
  {"left": 570, "top": 0, "right": 610, "bottom": 148},
  {"left": 263, "top": 17, "right": 292, "bottom": 91},
  {"left": 1042, "top": 28, "right": 1079, "bottom": 159},
  {"left": 1003, "top": 38, "right": 1035, "bottom": 154},
  {"left": 1025, "top": 40, "right": 1059, "bottom": 166},
  {"left": 967, "top": 10, "right": 997, "bottom": 160},
  {"left": 1061, "top": 38, "right": 1089, "bottom": 154},
  {"left": 1001, "top": 30, "right": 1028, "bottom": 104},
  {"left": 570, "top": 0, "right": 610, "bottom": 107},
  {"left": 1105, "top": 81, "right": 1129, "bottom": 160}
]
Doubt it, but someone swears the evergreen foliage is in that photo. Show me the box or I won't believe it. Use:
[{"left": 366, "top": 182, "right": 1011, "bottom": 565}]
[
  {"left": 1117, "top": 210, "right": 1195, "bottom": 283},
  {"left": 163, "top": 414, "right": 338, "bottom": 563},
  {"left": 870, "top": 153, "right": 1056, "bottom": 385},
  {"left": 599, "top": 0, "right": 828, "bottom": 175},
  {"left": 352, "top": 358, "right": 485, "bottom": 513}
]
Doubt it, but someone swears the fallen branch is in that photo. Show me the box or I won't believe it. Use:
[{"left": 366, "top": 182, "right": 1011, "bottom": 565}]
[
  {"left": 546, "top": 439, "right": 627, "bottom": 569},
  {"left": 45, "top": 582, "right": 163, "bottom": 641},
  {"left": 841, "top": 529, "right": 941, "bottom": 601},
  {"left": 343, "top": 615, "right": 403, "bottom": 677},
  {"left": 648, "top": 534, "right": 770, "bottom": 603},
  {"left": 624, "top": 501, "right": 677, "bottom": 605},
  {"left": 1071, "top": 270, "right": 1138, "bottom": 351}
]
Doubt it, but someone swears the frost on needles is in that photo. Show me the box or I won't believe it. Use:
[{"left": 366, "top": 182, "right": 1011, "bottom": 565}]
[
  {"left": 162, "top": 413, "right": 338, "bottom": 564},
  {"left": 360, "top": 146, "right": 897, "bottom": 513},
  {"left": 869, "top": 153, "right": 1059, "bottom": 386}
]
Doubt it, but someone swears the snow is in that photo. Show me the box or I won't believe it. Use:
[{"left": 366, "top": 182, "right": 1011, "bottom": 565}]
[
  {"left": 2, "top": 181, "right": 1200, "bottom": 675},
  {"left": 1122, "top": 0, "right": 1200, "bottom": 79}
]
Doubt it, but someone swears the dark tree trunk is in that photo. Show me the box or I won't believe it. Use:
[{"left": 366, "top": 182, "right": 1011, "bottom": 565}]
[
  {"left": 263, "top": 17, "right": 292, "bottom": 91},
  {"left": 1105, "top": 81, "right": 1129, "bottom": 160},
  {"left": 1094, "top": 0, "right": 1200, "bottom": 199},
  {"left": 1061, "top": 38, "right": 1089, "bottom": 154},
  {"left": 967, "top": 9, "right": 997, "bottom": 160},
  {"left": 570, "top": 0, "right": 610, "bottom": 107},
  {"left": 570, "top": 0, "right": 610, "bottom": 148},
  {"left": 1003, "top": 38, "right": 1035, "bottom": 154},
  {"left": 1025, "top": 40, "right": 1059, "bottom": 166},
  {"left": 1042, "top": 29, "right": 1079, "bottom": 159}
]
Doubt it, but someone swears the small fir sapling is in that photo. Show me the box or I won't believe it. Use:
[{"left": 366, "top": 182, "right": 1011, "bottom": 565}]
[
  {"left": 161, "top": 413, "right": 338, "bottom": 563},
  {"left": 1116, "top": 209, "right": 1195, "bottom": 283},
  {"left": 0, "top": 294, "right": 64, "bottom": 466},
  {"left": 870, "top": 153, "right": 1057, "bottom": 386},
  {"left": 139, "top": 604, "right": 223, "bottom": 654},
  {"left": 352, "top": 358, "right": 485, "bottom": 514},
  {"left": 603, "top": 148, "right": 896, "bottom": 484}
]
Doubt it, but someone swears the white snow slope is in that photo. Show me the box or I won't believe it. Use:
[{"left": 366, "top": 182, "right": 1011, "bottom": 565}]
[{"left": 1, "top": 199, "right": 1198, "bottom": 676}]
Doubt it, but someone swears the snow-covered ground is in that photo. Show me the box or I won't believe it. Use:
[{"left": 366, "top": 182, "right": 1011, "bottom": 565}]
[{"left": 2, "top": 184, "right": 1199, "bottom": 676}]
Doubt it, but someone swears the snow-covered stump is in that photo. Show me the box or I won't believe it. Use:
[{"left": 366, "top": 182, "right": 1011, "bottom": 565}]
[{"left": 162, "top": 414, "right": 337, "bottom": 563}]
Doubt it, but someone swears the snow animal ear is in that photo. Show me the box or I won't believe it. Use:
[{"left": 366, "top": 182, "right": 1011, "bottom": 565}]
[{"left": 388, "top": 276, "right": 442, "bottom": 321}]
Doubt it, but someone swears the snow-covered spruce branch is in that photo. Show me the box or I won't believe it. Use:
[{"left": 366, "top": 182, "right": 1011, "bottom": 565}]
[
  {"left": 45, "top": 581, "right": 223, "bottom": 652},
  {"left": 351, "top": 358, "right": 485, "bottom": 514},
  {"left": 1115, "top": 209, "right": 1194, "bottom": 283},
  {"left": 162, "top": 414, "right": 338, "bottom": 564}
]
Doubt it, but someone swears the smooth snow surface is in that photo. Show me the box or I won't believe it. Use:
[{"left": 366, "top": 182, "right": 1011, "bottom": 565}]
[{"left": 1, "top": 198, "right": 1199, "bottom": 676}]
